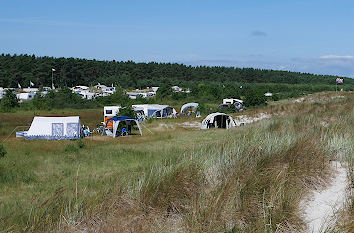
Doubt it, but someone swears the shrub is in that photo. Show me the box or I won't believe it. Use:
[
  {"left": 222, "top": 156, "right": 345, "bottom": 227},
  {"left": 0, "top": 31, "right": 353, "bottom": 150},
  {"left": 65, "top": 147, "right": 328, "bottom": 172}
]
[
  {"left": 0, "top": 90, "right": 19, "bottom": 112},
  {"left": 244, "top": 89, "right": 267, "bottom": 107},
  {"left": 76, "top": 140, "right": 86, "bottom": 149},
  {"left": 0, "top": 144, "right": 7, "bottom": 158},
  {"left": 64, "top": 144, "right": 79, "bottom": 153},
  {"left": 118, "top": 106, "right": 137, "bottom": 118}
]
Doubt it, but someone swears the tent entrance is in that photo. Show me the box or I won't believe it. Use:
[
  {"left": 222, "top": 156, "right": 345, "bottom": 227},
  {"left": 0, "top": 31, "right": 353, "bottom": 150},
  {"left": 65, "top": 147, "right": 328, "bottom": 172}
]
[{"left": 214, "top": 115, "right": 230, "bottom": 128}]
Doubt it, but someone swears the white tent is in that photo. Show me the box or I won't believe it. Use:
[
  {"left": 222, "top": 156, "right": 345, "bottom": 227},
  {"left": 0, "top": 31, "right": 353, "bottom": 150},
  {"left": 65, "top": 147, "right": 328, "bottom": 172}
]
[
  {"left": 25, "top": 116, "right": 81, "bottom": 140},
  {"left": 180, "top": 102, "right": 199, "bottom": 113},
  {"left": 132, "top": 104, "right": 177, "bottom": 118},
  {"left": 200, "top": 113, "right": 237, "bottom": 130}
]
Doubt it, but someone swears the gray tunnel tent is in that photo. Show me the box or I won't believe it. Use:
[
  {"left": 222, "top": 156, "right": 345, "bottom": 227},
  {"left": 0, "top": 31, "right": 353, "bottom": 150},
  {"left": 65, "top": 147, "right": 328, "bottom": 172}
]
[{"left": 200, "top": 113, "right": 236, "bottom": 130}]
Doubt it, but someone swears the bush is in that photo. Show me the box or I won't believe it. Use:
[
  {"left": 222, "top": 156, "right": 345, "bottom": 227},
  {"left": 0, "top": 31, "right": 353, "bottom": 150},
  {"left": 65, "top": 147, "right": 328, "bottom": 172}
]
[
  {"left": 118, "top": 106, "right": 137, "bottom": 118},
  {"left": 244, "top": 89, "right": 267, "bottom": 107},
  {"left": 64, "top": 144, "right": 79, "bottom": 153},
  {"left": 76, "top": 140, "right": 86, "bottom": 149},
  {"left": 0, "top": 90, "right": 19, "bottom": 112},
  {"left": 0, "top": 144, "right": 7, "bottom": 158}
]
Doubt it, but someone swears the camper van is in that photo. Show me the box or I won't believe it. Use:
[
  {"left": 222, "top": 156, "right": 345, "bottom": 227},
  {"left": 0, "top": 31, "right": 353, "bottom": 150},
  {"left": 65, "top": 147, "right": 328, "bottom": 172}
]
[
  {"left": 17, "top": 92, "right": 36, "bottom": 101},
  {"left": 223, "top": 98, "right": 243, "bottom": 105},
  {"left": 104, "top": 106, "right": 121, "bottom": 128}
]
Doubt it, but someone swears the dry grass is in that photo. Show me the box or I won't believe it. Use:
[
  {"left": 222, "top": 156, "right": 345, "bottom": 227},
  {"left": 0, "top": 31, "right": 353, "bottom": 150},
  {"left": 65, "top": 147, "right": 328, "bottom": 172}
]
[{"left": 0, "top": 91, "right": 353, "bottom": 232}]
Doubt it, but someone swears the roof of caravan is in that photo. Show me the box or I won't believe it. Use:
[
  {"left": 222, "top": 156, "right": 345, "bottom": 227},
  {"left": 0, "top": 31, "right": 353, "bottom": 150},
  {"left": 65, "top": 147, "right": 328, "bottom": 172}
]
[
  {"left": 104, "top": 106, "right": 121, "bottom": 109},
  {"left": 223, "top": 98, "right": 243, "bottom": 103}
]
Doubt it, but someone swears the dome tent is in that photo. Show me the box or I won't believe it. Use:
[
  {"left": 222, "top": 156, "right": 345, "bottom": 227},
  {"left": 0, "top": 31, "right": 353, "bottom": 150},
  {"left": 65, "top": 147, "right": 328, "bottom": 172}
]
[{"left": 200, "top": 113, "right": 237, "bottom": 130}]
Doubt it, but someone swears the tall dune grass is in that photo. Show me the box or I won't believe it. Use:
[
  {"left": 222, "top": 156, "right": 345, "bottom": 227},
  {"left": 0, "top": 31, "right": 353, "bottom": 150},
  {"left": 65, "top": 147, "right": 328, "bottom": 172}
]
[{"left": 0, "top": 92, "right": 352, "bottom": 232}]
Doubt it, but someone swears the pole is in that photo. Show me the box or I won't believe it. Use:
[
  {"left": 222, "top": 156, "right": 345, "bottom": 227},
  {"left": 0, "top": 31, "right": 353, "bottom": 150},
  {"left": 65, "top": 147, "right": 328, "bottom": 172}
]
[
  {"left": 51, "top": 69, "right": 54, "bottom": 89},
  {"left": 336, "top": 82, "right": 337, "bottom": 93}
]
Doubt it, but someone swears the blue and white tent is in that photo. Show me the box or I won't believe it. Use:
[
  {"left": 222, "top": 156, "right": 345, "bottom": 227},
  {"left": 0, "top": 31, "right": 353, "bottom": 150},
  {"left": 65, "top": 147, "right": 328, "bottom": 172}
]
[
  {"left": 132, "top": 104, "right": 176, "bottom": 118},
  {"left": 25, "top": 116, "right": 81, "bottom": 140},
  {"left": 104, "top": 116, "right": 142, "bottom": 138}
]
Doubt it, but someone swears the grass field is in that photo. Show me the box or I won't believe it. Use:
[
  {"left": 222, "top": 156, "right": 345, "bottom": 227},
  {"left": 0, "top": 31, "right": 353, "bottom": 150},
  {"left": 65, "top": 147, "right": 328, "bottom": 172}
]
[{"left": 0, "top": 92, "right": 353, "bottom": 232}]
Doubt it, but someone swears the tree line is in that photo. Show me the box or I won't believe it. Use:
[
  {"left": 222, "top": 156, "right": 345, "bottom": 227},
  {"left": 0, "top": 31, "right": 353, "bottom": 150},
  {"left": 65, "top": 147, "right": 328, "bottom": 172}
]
[{"left": 1, "top": 54, "right": 353, "bottom": 88}]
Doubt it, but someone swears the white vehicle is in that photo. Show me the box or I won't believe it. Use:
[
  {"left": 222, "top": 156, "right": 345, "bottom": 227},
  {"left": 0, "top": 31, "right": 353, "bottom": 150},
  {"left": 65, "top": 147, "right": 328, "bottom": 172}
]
[
  {"left": 104, "top": 106, "right": 121, "bottom": 125},
  {"left": 16, "top": 92, "right": 36, "bottom": 101},
  {"left": 223, "top": 98, "right": 243, "bottom": 105}
]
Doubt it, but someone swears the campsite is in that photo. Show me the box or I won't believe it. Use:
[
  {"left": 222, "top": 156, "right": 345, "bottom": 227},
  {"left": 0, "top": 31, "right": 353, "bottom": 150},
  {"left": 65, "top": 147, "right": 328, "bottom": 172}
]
[
  {"left": 0, "top": 91, "right": 352, "bottom": 232},
  {"left": 1, "top": 1, "right": 354, "bottom": 232}
]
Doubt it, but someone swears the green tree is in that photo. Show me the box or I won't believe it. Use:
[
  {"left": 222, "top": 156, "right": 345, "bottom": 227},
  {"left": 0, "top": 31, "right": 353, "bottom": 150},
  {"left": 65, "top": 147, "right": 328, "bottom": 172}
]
[
  {"left": 109, "top": 86, "right": 130, "bottom": 106},
  {"left": 156, "top": 83, "right": 171, "bottom": 100},
  {"left": 244, "top": 89, "right": 267, "bottom": 107},
  {"left": 118, "top": 106, "right": 136, "bottom": 118},
  {"left": 0, "top": 90, "right": 19, "bottom": 112}
]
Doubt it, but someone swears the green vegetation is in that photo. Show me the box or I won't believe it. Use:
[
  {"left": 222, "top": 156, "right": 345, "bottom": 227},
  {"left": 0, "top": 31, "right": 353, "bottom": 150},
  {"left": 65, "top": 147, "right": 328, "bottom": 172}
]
[
  {"left": 0, "top": 81, "right": 350, "bottom": 114},
  {"left": 19, "top": 87, "right": 101, "bottom": 111},
  {"left": 1, "top": 54, "right": 353, "bottom": 113},
  {"left": 243, "top": 88, "right": 267, "bottom": 107},
  {"left": 0, "top": 90, "right": 18, "bottom": 112},
  {"left": 1, "top": 54, "right": 354, "bottom": 88},
  {"left": 0, "top": 144, "right": 6, "bottom": 158},
  {"left": 0, "top": 92, "right": 352, "bottom": 232}
]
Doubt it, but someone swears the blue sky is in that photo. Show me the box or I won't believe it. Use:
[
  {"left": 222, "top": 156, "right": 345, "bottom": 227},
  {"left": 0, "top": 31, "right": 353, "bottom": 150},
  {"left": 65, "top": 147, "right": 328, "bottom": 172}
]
[{"left": 1, "top": 0, "right": 354, "bottom": 77}]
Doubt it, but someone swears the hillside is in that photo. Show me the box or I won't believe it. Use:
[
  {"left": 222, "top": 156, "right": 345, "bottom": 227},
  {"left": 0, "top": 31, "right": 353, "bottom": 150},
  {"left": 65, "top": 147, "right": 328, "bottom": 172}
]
[
  {"left": 0, "top": 92, "right": 352, "bottom": 232},
  {"left": 1, "top": 54, "right": 354, "bottom": 89}
]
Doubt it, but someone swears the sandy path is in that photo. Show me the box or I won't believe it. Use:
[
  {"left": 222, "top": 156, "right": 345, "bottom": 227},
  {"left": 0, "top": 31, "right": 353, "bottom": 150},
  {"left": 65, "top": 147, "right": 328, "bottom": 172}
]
[{"left": 302, "top": 161, "right": 348, "bottom": 233}]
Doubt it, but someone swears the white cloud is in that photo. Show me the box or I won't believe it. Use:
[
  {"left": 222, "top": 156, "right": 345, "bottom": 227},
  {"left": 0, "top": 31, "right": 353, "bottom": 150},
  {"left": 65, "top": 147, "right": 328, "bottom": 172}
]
[{"left": 319, "top": 55, "right": 354, "bottom": 59}]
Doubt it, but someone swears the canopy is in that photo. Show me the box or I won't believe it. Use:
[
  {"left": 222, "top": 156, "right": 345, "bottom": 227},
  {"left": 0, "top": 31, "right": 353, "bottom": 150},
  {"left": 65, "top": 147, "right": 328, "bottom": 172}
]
[
  {"left": 25, "top": 116, "right": 81, "bottom": 140},
  {"left": 105, "top": 116, "right": 142, "bottom": 138},
  {"left": 180, "top": 102, "right": 199, "bottom": 113},
  {"left": 107, "top": 116, "right": 137, "bottom": 122}
]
